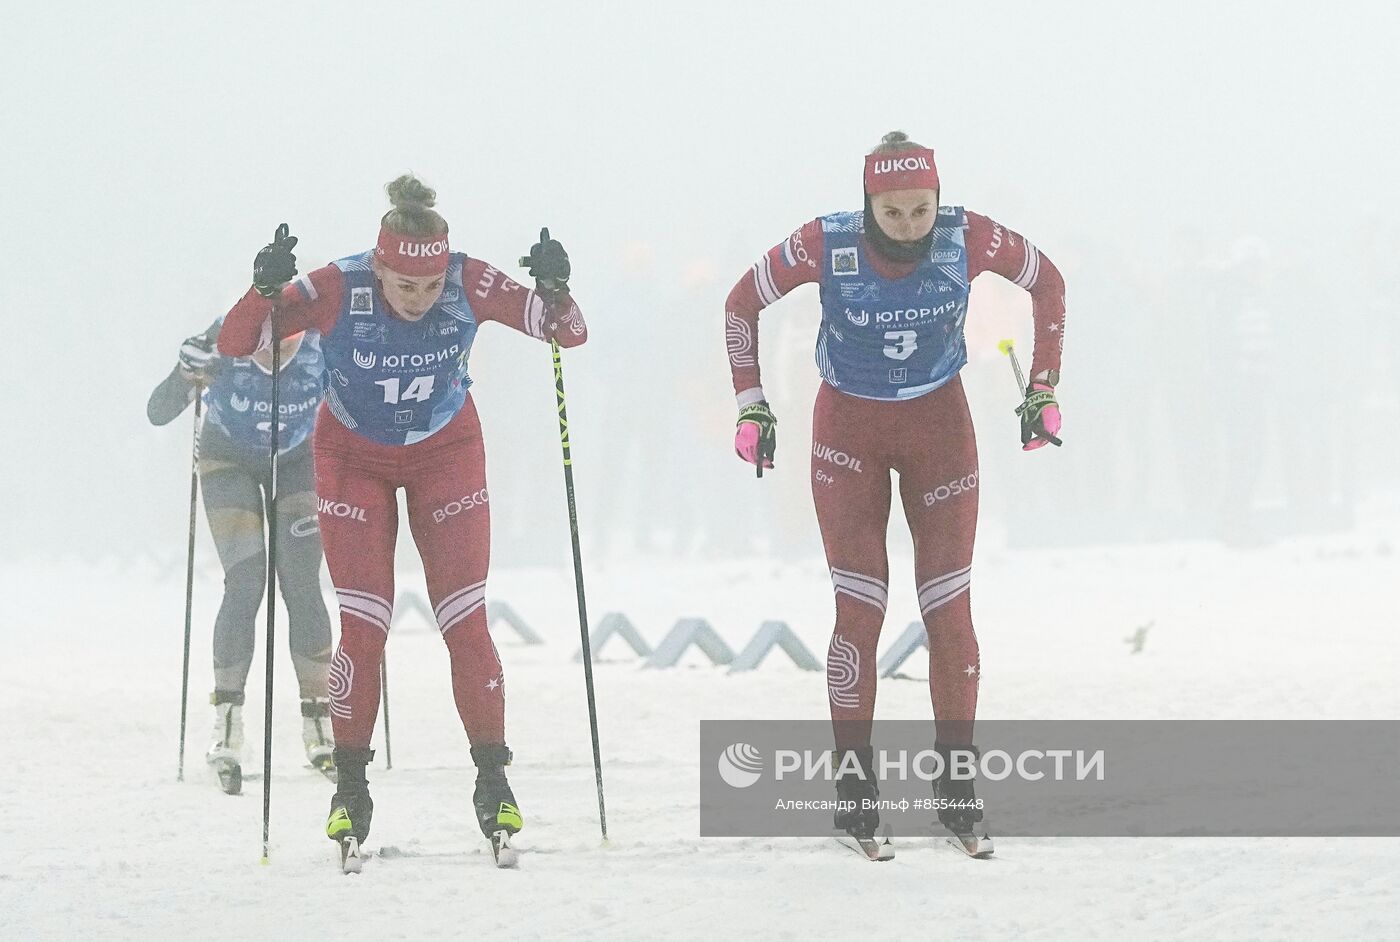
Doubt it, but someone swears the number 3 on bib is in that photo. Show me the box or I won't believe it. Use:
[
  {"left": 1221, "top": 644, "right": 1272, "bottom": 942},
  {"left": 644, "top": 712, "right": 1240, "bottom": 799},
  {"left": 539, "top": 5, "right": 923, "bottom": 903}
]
[
  {"left": 883, "top": 330, "right": 918, "bottom": 361},
  {"left": 375, "top": 375, "right": 435, "bottom": 404}
]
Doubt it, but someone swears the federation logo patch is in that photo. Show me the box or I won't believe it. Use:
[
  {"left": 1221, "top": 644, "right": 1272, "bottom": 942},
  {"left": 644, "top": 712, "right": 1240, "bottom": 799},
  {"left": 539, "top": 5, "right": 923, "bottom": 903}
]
[
  {"left": 353, "top": 322, "right": 387, "bottom": 343},
  {"left": 839, "top": 281, "right": 881, "bottom": 302},
  {"left": 831, "top": 247, "right": 859, "bottom": 276}
]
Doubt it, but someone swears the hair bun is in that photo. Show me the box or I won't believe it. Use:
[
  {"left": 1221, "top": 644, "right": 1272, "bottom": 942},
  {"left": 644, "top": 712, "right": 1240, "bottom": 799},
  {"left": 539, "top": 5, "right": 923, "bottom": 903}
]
[
  {"left": 881, "top": 130, "right": 910, "bottom": 147},
  {"left": 386, "top": 174, "right": 437, "bottom": 212}
]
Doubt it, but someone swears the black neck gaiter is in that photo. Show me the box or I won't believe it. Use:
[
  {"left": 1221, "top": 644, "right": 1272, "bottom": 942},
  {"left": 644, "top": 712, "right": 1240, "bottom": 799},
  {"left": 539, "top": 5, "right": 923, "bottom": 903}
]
[{"left": 862, "top": 195, "right": 935, "bottom": 264}]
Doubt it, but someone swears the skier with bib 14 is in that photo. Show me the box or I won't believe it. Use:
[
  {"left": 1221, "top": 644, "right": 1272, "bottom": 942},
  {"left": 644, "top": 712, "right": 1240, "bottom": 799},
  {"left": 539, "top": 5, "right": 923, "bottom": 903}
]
[{"left": 219, "top": 174, "right": 588, "bottom": 870}]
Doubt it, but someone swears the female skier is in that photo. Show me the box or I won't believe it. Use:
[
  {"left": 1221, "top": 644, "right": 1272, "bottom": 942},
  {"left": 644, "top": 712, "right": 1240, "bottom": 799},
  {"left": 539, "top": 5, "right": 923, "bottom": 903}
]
[
  {"left": 218, "top": 175, "right": 587, "bottom": 870},
  {"left": 147, "top": 323, "right": 335, "bottom": 793},
  {"left": 723, "top": 131, "right": 1066, "bottom": 858}
]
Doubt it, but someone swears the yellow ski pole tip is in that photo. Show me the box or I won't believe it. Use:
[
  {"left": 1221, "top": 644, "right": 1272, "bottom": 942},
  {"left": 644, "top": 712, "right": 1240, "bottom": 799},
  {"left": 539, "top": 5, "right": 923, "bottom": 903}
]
[{"left": 997, "top": 339, "right": 1015, "bottom": 356}]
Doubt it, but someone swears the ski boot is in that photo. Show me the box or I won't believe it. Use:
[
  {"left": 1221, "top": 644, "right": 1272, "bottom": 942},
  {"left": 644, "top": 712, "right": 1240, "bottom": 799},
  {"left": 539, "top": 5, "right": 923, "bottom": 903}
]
[
  {"left": 832, "top": 746, "right": 893, "bottom": 860},
  {"left": 205, "top": 689, "right": 244, "bottom": 795},
  {"left": 471, "top": 743, "right": 522, "bottom": 868},
  {"left": 326, "top": 746, "right": 375, "bottom": 874},
  {"left": 933, "top": 742, "right": 994, "bottom": 858},
  {"left": 301, "top": 698, "right": 336, "bottom": 782}
]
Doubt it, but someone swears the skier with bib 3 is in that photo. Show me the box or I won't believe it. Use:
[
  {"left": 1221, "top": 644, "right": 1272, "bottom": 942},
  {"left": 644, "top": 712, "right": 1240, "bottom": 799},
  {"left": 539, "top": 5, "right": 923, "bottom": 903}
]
[{"left": 723, "top": 131, "right": 1066, "bottom": 858}]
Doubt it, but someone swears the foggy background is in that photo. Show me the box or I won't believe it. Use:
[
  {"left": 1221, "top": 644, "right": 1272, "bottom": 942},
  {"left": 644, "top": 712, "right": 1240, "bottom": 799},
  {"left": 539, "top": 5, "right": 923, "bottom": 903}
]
[{"left": 2, "top": 0, "right": 1397, "bottom": 575}]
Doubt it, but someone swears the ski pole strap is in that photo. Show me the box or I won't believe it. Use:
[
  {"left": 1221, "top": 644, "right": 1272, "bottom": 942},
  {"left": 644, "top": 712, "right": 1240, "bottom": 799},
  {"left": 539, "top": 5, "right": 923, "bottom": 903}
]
[{"left": 1014, "top": 386, "right": 1056, "bottom": 419}]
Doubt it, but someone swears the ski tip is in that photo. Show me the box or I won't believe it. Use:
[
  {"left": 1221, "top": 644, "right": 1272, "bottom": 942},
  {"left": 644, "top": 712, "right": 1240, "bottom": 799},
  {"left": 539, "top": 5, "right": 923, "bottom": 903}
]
[
  {"left": 491, "top": 830, "right": 520, "bottom": 869},
  {"left": 834, "top": 831, "right": 895, "bottom": 862},
  {"left": 947, "top": 834, "right": 995, "bottom": 859},
  {"left": 339, "top": 836, "right": 364, "bottom": 874},
  {"left": 260, "top": 855, "right": 269, "bottom": 866}
]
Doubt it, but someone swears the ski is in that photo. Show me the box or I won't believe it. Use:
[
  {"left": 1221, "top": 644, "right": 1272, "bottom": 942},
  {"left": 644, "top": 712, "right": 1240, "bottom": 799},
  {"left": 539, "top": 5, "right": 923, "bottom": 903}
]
[
  {"left": 338, "top": 836, "right": 363, "bottom": 874},
  {"left": 833, "top": 823, "right": 895, "bottom": 861},
  {"left": 490, "top": 829, "right": 520, "bottom": 869},
  {"left": 211, "top": 758, "right": 242, "bottom": 795},
  {"left": 943, "top": 826, "right": 994, "bottom": 859}
]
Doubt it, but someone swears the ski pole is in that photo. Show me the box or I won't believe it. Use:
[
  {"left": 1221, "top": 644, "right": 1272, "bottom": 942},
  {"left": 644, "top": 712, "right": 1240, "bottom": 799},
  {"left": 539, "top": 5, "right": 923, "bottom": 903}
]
[
  {"left": 177, "top": 388, "right": 203, "bottom": 781},
  {"left": 551, "top": 338, "right": 608, "bottom": 842},
  {"left": 520, "top": 232, "right": 608, "bottom": 842},
  {"left": 261, "top": 320, "right": 282, "bottom": 864},
  {"left": 998, "top": 338, "right": 1062, "bottom": 448},
  {"left": 997, "top": 338, "right": 1027, "bottom": 391},
  {"left": 380, "top": 654, "right": 393, "bottom": 770}
]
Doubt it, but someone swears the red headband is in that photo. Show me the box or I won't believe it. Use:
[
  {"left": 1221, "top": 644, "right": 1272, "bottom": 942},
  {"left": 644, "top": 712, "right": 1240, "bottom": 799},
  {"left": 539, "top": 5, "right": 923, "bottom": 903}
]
[
  {"left": 375, "top": 225, "right": 451, "bottom": 276},
  {"left": 864, "top": 147, "right": 940, "bottom": 195}
]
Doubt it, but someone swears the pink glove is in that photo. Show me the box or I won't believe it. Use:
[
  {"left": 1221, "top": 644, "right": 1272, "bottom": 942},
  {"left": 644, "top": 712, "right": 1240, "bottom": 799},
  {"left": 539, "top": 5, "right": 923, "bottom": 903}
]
[
  {"left": 1017, "top": 383, "right": 1062, "bottom": 451},
  {"left": 734, "top": 423, "right": 770, "bottom": 467},
  {"left": 735, "top": 401, "right": 777, "bottom": 475}
]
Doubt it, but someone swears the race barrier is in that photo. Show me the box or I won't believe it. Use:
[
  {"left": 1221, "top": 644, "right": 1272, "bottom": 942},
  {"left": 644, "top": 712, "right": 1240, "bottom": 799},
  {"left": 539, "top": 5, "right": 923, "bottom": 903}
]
[
  {"left": 644, "top": 618, "right": 736, "bottom": 669},
  {"left": 728, "top": 621, "right": 822, "bottom": 673},
  {"left": 875, "top": 621, "right": 928, "bottom": 678},
  {"left": 575, "top": 611, "right": 653, "bottom": 662},
  {"left": 576, "top": 614, "right": 821, "bottom": 672}
]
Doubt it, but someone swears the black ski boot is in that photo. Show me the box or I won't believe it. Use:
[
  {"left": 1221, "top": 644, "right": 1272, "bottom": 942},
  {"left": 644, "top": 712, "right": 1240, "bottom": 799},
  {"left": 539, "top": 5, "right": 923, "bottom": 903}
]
[
  {"left": 326, "top": 746, "right": 374, "bottom": 873},
  {"left": 832, "top": 746, "right": 892, "bottom": 859},
  {"left": 471, "top": 743, "right": 522, "bottom": 867},
  {"left": 933, "top": 742, "right": 994, "bottom": 858}
]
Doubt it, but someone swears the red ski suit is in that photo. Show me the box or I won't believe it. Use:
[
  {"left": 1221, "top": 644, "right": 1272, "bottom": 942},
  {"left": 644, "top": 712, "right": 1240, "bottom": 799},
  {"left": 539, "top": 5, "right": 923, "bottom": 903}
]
[
  {"left": 725, "top": 212, "right": 1065, "bottom": 748},
  {"left": 220, "top": 260, "right": 587, "bottom": 750}
]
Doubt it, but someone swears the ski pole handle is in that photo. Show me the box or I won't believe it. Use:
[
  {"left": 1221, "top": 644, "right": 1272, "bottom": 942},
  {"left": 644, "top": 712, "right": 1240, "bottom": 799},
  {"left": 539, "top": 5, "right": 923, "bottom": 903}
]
[{"left": 1000, "top": 338, "right": 1062, "bottom": 448}]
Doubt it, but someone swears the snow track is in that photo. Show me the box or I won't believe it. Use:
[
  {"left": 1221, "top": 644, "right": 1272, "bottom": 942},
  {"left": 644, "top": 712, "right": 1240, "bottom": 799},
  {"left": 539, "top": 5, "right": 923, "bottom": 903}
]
[{"left": 5, "top": 536, "right": 1396, "bottom": 939}]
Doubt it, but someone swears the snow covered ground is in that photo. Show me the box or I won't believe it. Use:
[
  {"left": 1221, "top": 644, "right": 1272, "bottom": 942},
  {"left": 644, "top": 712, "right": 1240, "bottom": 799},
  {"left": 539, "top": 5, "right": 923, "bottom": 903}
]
[{"left": 5, "top": 522, "right": 1398, "bottom": 940}]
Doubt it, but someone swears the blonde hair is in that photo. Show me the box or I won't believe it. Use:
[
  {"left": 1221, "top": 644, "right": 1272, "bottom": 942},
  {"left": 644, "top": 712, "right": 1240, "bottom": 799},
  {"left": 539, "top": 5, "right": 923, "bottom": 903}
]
[
  {"left": 382, "top": 173, "right": 448, "bottom": 237},
  {"left": 869, "top": 130, "right": 926, "bottom": 155}
]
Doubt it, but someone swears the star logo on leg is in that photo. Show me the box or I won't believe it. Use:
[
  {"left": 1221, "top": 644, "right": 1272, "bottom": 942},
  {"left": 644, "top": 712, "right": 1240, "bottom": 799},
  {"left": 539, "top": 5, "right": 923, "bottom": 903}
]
[
  {"left": 486, "top": 676, "right": 503, "bottom": 691},
  {"left": 963, "top": 664, "right": 978, "bottom": 677}
]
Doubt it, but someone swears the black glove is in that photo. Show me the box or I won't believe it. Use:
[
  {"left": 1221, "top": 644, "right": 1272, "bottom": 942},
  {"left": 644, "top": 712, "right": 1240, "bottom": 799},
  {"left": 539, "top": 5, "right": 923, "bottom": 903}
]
[
  {"left": 178, "top": 333, "right": 217, "bottom": 382},
  {"left": 1014, "top": 383, "right": 1063, "bottom": 450},
  {"left": 252, "top": 223, "right": 298, "bottom": 298},
  {"left": 736, "top": 401, "right": 778, "bottom": 478},
  {"left": 520, "top": 227, "right": 571, "bottom": 297}
]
